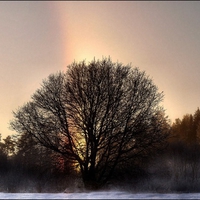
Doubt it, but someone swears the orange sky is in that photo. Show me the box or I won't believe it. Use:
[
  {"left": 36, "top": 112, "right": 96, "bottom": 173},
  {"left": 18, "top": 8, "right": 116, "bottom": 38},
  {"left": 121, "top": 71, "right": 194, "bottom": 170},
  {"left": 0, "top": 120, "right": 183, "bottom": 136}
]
[{"left": 1, "top": 1, "right": 200, "bottom": 138}]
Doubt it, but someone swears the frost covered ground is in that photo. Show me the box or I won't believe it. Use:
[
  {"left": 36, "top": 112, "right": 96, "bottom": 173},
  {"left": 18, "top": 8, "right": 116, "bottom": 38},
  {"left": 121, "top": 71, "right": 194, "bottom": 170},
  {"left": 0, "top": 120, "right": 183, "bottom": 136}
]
[{"left": 0, "top": 191, "right": 200, "bottom": 199}]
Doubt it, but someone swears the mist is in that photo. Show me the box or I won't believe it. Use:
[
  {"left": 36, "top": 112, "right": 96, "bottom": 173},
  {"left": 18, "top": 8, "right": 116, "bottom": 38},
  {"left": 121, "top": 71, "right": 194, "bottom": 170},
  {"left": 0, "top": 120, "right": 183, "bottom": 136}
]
[{"left": 1, "top": 150, "right": 200, "bottom": 193}]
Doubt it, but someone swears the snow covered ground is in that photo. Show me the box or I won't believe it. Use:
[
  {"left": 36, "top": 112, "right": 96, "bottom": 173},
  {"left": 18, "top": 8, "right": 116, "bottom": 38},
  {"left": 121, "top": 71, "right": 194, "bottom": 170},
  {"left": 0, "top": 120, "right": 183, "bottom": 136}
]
[{"left": 0, "top": 191, "right": 200, "bottom": 199}]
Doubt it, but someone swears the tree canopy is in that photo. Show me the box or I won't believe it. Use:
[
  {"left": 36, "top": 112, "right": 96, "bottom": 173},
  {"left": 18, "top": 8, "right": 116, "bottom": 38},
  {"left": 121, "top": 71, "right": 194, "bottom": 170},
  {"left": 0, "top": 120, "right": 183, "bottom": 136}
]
[
  {"left": 11, "top": 58, "right": 169, "bottom": 189},
  {"left": 170, "top": 108, "right": 200, "bottom": 145}
]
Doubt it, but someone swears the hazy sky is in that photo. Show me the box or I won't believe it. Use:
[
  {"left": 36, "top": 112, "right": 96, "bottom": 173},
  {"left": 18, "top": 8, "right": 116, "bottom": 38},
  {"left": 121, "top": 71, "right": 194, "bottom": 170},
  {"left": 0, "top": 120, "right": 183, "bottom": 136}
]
[{"left": 1, "top": 1, "right": 200, "bottom": 138}]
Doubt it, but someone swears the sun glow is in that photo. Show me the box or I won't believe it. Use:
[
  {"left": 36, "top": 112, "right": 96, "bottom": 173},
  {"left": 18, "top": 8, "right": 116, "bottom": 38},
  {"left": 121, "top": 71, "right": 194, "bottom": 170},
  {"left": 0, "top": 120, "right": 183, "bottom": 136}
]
[
  {"left": 49, "top": 2, "right": 71, "bottom": 69},
  {"left": 51, "top": 2, "right": 118, "bottom": 68}
]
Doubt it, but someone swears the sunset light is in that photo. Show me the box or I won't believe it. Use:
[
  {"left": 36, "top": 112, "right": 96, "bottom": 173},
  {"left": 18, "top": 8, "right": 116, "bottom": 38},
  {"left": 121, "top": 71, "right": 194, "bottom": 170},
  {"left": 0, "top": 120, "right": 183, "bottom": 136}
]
[
  {"left": 0, "top": 1, "right": 200, "bottom": 141},
  {"left": 2, "top": 1, "right": 200, "bottom": 195}
]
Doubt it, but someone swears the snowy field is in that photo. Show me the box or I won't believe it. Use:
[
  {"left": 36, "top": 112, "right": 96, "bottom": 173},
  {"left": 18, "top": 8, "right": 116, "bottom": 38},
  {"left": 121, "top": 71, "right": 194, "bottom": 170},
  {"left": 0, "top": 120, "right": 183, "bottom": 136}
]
[{"left": 1, "top": 191, "right": 200, "bottom": 199}]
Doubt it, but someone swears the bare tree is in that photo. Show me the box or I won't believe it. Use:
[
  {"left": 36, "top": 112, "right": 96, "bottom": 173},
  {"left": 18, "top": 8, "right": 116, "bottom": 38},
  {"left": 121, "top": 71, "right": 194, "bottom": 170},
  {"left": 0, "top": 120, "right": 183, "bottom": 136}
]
[{"left": 11, "top": 58, "right": 169, "bottom": 189}]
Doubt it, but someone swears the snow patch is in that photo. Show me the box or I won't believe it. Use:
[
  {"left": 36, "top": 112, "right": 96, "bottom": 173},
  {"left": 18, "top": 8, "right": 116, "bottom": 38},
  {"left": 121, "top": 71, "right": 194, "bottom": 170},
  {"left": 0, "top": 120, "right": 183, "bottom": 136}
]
[{"left": 1, "top": 192, "right": 200, "bottom": 199}]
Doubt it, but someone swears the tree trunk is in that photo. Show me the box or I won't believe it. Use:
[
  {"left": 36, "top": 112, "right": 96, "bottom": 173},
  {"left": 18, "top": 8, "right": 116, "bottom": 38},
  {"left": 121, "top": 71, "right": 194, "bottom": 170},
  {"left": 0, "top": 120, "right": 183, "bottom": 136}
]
[{"left": 82, "top": 169, "right": 101, "bottom": 190}]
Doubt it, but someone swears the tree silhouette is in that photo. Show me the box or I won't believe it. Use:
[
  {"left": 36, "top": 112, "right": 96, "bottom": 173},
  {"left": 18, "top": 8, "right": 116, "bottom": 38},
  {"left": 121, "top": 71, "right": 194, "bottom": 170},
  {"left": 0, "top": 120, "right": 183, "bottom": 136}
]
[
  {"left": 0, "top": 134, "right": 8, "bottom": 172},
  {"left": 11, "top": 58, "right": 169, "bottom": 189},
  {"left": 171, "top": 108, "right": 200, "bottom": 146},
  {"left": 169, "top": 108, "right": 200, "bottom": 185}
]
